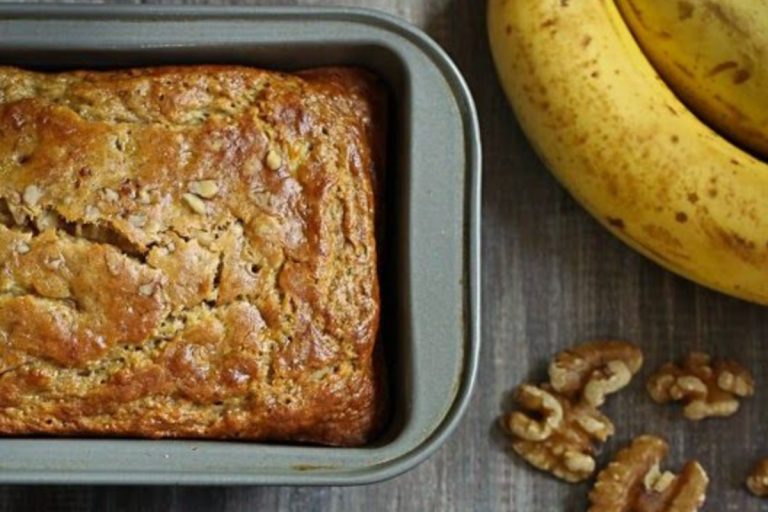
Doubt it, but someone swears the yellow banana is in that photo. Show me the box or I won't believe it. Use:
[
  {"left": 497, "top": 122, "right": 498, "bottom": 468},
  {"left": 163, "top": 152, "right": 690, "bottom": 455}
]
[
  {"left": 616, "top": 0, "right": 768, "bottom": 158},
  {"left": 488, "top": 0, "right": 768, "bottom": 304}
]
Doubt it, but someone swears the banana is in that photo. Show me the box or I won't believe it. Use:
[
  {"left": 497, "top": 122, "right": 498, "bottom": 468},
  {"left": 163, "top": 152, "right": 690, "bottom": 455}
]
[
  {"left": 488, "top": 0, "right": 768, "bottom": 304},
  {"left": 616, "top": 0, "right": 768, "bottom": 158}
]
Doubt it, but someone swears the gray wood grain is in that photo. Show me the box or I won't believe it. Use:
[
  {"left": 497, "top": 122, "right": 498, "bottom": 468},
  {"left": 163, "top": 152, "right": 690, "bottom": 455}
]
[{"left": 1, "top": 0, "right": 767, "bottom": 510}]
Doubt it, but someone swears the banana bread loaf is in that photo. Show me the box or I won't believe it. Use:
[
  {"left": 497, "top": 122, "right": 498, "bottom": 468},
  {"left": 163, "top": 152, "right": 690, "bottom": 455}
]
[{"left": 0, "top": 65, "right": 384, "bottom": 446}]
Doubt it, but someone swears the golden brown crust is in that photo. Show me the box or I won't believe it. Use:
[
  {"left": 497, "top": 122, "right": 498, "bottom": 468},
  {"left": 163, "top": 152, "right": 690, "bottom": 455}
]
[{"left": 0, "top": 65, "right": 384, "bottom": 446}]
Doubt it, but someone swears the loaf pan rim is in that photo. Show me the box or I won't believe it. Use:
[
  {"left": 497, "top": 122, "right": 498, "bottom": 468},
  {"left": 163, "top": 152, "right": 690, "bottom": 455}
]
[{"left": 0, "top": 3, "right": 482, "bottom": 486}]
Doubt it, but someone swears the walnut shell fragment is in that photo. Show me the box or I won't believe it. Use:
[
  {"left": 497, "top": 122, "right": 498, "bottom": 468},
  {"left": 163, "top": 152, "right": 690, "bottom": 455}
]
[
  {"left": 747, "top": 458, "right": 768, "bottom": 498},
  {"left": 589, "top": 435, "right": 709, "bottom": 512},
  {"left": 647, "top": 352, "right": 754, "bottom": 420},
  {"left": 549, "top": 340, "right": 644, "bottom": 407},
  {"left": 501, "top": 384, "right": 614, "bottom": 482}
]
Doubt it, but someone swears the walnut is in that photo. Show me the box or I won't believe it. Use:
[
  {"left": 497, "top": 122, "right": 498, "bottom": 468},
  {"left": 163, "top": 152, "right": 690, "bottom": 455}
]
[
  {"left": 137, "top": 188, "right": 152, "bottom": 205},
  {"left": 549, "top": 340, "right": 644, "bottom": 407},
  {"left": 188, "top": 180, "right": 219, "bottom": 199},
  {"left": 127, "top": 213, "right": 147, "bottom": 228},
  {"left": 138, "top": 282, "right": 156, "bottom": 297},
  {"left": 22, "top": 184, "right": 42, "bottom": 208},
  {"left": 500, "top": 384, "right": 614, "bottom": 482},
  {"left": 14, "top": 241, "right": 30, "bottom": 254},
  {"left": 101, "top": 187, "right": 119, "bottom": 203},
  {"left": 647, "top": 352, "right": 754, "bottom": 420},
  {"left": 84, "top": 205, "right": 101, "bottom": 221},
  {"left": 35, "top": 210, "right": 60, "bottom": 231},
  {"left": 266, "top": 149, "right": 283, "bottom": 170},
  {"left": 182, "top": 193, "right": 207, "bottom": 215},
  {"left": 747, "top": 458, "right": 768, "bottom": 497},
  {"left": 589, "top": 435, "right": 709, "bottom": 511},
  {"left": 501, "top": 340, "right": 644, "bottom": 482}
]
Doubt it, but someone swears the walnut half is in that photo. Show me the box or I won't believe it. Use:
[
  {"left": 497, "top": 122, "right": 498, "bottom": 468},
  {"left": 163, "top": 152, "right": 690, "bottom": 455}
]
[
  {"left": 549, "top": 340, "right": 643, "bottom": 407},
  {"left": 589, "top": 435, "right": 709, "bottom": 512},
  {"left": 647, "top": 352, "right": 754, "bottom": 420},
  {"left": 747, "top": 458, "right": 768, "bottom": 498},
  {"left": 500, "top": 384, "right": 614, "bottom": 483}
]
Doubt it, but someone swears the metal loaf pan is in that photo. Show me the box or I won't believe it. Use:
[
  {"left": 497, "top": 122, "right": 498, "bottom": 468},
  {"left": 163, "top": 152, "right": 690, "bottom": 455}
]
[{"left": 0, "top": 5, "right": 481, "bottom": 485}]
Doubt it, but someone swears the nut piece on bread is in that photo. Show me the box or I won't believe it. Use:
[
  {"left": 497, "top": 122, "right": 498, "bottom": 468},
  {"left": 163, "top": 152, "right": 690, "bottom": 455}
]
[
  {"left": 549, "top": 340, "right": 644, "bottom": 407},
  {"left": 589, "top": 435, "right": 709, "bottom": 512},
  {"left": 500, "top": 384, "right": 614, "bottom": 482},
  {"left": 747, "top": 458, "right": 768, "bottom": 498},
  {"left": 647, "top": 352, "right": 754, "bottom": 420}
]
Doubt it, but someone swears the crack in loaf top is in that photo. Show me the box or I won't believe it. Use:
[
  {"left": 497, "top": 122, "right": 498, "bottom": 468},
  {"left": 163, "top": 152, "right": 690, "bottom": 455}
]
[{"left": 0, "top": 65, "right": 384, "bottom": 446}]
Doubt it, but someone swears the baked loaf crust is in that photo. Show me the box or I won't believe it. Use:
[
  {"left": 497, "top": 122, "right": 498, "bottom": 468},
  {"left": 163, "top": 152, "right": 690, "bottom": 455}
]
[{"left": 0, "top": 65, "right": 384, "bottom": 446}]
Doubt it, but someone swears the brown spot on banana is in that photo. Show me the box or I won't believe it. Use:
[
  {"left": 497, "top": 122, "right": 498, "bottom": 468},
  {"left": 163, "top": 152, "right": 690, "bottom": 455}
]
[
  {"left": 707, "top": 61, "right": 738, "bottom": 77},
  {"left": 634, "top": 238, "right": 690, "bottom": 265},
  {"left": 715, "top": 230, "right": 759, "bottom": 265},
  {"left": 695, "top": 216, "right": 765, "bottom": 267},
  {"left": 574, "top": 133, "right": 589, "bottom": 145},
  {"left": 675, "top": 212, "right": 688, "bottom": 223},
  {"left": 673, "top": 62, "right": 695, "bottom": 78},
  {"left": 643, "top": 224, "right": 684, "bottom": 250},
  {"left": 600, "top": 171, "right": 620, "bottom": 198},
  {"left": 541, "top": 18, "right": 557, "bottom": 29},
  {"left": 607, "top": 217, "right": 625, "bottom": 229},
  {"left": 733, "top": 69, "right": 751, "bottom": 84},
  {"left": 677, "top": 1, "right": 694, "bottom": 20}
]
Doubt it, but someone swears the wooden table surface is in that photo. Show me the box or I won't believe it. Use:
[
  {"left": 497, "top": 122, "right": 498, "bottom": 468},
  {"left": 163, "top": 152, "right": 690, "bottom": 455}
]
[{"left": 2, "top": 0, "right": 767, "bottom": 510}]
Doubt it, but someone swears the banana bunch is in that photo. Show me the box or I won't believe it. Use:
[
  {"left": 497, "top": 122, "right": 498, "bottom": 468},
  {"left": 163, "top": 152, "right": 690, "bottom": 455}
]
[
  {"left": 488, "top": 0, "right": 768, "bottom": 304},
  {"left": 617, "top": 0, "right": 768, "bottom": 158}
]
